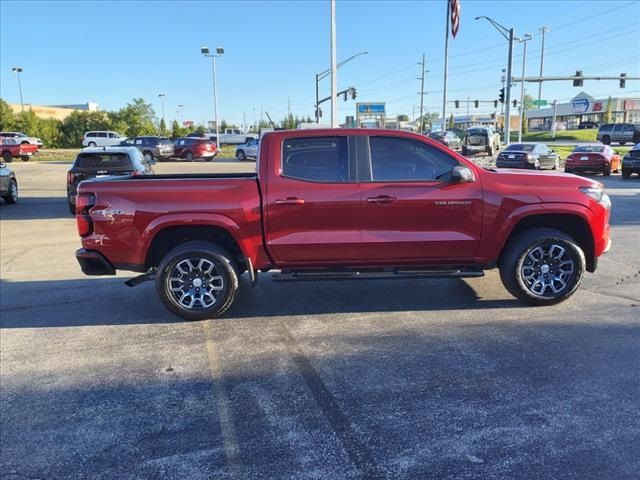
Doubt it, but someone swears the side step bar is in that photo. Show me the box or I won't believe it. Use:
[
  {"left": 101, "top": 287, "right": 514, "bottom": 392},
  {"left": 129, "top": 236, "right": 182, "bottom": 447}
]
[{"left": 272, "top": 268, "right": 484, "bottom": 282}]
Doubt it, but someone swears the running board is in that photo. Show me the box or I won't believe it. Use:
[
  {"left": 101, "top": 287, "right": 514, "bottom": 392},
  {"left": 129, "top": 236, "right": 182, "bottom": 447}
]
[
  {"left": 125, "top": 271, "right": 156, "bottom": 287},
  {"left": 271, "top": 268, "right": 484, "bottom": 282}
]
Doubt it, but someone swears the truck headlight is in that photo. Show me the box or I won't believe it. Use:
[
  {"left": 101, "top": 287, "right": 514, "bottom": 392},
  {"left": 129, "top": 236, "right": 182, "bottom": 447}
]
[{"left": 579, "top": 186, "right": 611, "bottom": 209}]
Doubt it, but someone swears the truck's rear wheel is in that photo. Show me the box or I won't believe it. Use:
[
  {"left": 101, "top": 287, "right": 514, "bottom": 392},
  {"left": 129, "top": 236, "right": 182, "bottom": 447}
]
[
  {"left": 499, "top": 228, "right": 585, "bottom": 306},
  {"left": 2, "top": 151, "right": 12, "bottom": 163},
  {"left": 156, "top": 241, "right": 238, "bottom": 320}
]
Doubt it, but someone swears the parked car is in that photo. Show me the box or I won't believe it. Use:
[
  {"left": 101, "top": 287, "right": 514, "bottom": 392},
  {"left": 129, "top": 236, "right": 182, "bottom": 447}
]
[
  {"left": 82, "top": 131, "right": 126, "bottom": 148},
  {"left": 66, "top": 147, "right": 153, "bottom": 214},
  {"left": 462, "top": 127, "right": 501, "bottom": 156},
  {"left": 0, "top": 162, "right": 18, "bottom": 204},
  {"left": 596, "top": 123, "right": 640, "bottom": 145},
  {"left": 496, "top": 143, "right": 559, "bottom": 170},
  {"left": 427, "top": 131, "right": 462, "bottom": 150},
  {"left": 1, "top": 137, "right": 39, "bottom": 162},
  {"left": 0, "top": 131, "right": 43, "bottom": 147},
  {"left": 235, "top": 138, "right": 260, "bottom": 160},
  {"left": 621, "top": 143, "right": 640, "bottom": 179},
  {"left": 578, "top": 121, "right": 598, "bottom": 130},
  {"left": 74, "top": 129, "right": 610, "bottom": 320},
  {"left": 173, "top": 137, "right": 217, "bottom": 161},
  {"left": 120, "top": 136, "right": 175, "bottom": 162},
  {"left": 565, "top": 145, "right": 620, "bottom": 176}
]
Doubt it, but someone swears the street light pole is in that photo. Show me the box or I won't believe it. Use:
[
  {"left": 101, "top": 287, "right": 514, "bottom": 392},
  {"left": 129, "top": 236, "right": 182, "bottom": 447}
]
[
  {"left": 330, "top": 0, "right": 338, "bottom": 128},
  {"left": 315, "top": 51, "right": 367, "bottom": 124},
  {"left": 475, "top": 16, "right": 515, "bottom": 145},
  {"left": 201, "top": 46, "right": 224, "bottom": 144},
  {"left": 11, "top": 67, "right": 24, "bottom": 112},
  {"left": 177, "top": 104, "right": 184, "bottom": 124},
  {"left": 500, "top": 69, "right": 506, "bottom": 128},
  {"left": 538, "top": 26, "right": 549, "bottom": 108},
  {"left": 158, "top": 93, "right": 166, "bottom": 132},
  {"left": 518, "top": 34, "right": 533, "bottom": 142}
]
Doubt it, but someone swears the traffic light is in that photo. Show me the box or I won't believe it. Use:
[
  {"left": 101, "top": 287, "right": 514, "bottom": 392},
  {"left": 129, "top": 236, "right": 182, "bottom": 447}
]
[
  {"left": 474, "top": 100, "right": 479, "bottom": 108},
  {"left": 351, "top": 87, "right": 357, "bottom": 99},
  {"left": 620, "top": 73, "right": 626, "bottom": 88},
  {"left": 454, "top": 100, "right": 459, "bottom": 108},
  {"left": 512, "top": 99, "right": 518, "bottom": 108},
  {"left": 494, "top": 100, "right": 498, "bottom": 108},
  {"left": 499, "top": 88, "right": 505, "bottom": 103},
  {"left": 343, "top": 91, "right": 348, "bottom": 101},
  {"left": 573, "top": 70, "right": 583, "bottom": 87},
  {"left": 317, "top": 107, "right": 322, "bottom": 118}
]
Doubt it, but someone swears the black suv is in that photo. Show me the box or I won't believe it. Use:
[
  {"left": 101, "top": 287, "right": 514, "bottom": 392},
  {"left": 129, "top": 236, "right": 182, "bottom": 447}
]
[
  {"left": 622, "top": 144, "right": 640, "bottom": 179},
  {"left": 578, "top": 121, "right": 598, "bottom": 129},
  {"left": 596, "top": 123, "right": 640, "bottom": 145},
  {"left": 66, "top": 147, "right": 153, "bottom": 214},
  {"left": 119, "top": 136, "right": 175, "bottom": 162}
]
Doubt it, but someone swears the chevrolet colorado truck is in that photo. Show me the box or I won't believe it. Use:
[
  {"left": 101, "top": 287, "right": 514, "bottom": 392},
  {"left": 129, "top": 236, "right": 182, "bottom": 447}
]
[{"left": 74, "top": 129, "right": 611, "bottom": 320}]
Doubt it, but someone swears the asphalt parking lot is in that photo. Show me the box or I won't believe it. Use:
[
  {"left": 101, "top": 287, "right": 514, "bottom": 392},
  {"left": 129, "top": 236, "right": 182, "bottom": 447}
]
[{"left": 1, "top": 158, "right": 639, "bottom": 480}]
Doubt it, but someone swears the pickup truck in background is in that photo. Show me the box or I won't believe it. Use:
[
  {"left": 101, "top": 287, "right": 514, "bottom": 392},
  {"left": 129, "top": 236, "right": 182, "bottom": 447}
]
[
  {"left": 190, "top": 129, "right": 258, "bottom": 145},
  {"left": 1, "top": 137, "right": 39, "bottom": 162},
  {"left": 74, "top": 129, "right": 611, "bottom": 320}
]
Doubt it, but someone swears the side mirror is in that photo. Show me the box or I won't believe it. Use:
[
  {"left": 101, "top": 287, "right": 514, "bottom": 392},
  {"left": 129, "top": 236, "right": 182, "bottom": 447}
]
[{"left": 450, "top": 165, "right": 475, "bottom": 184}]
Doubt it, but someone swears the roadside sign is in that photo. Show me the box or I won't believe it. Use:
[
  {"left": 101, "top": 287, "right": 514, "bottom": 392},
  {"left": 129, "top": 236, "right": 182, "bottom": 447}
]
[
  {"left": 532, "top": 100, "right": 548, "bottom": 106},
  {"left": 357, "top": 103, "right": 385, "bottom": 114}
]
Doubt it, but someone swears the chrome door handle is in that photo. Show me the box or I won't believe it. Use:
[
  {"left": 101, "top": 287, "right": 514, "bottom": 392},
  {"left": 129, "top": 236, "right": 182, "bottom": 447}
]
[
  {"left": 275, "top": 198, "right": 305, "bottom": 205},
  {"left": 367, "top": 195, "right": 397, "bottom": 204}
]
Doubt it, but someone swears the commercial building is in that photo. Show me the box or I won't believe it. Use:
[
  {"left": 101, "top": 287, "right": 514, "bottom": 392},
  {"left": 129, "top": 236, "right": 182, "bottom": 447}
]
[
  {"left": 526, "top": 92, "right": 639, "bottom": 131},
  {"left": 8, "top": 102, "right": 99, "bottom": 120}
]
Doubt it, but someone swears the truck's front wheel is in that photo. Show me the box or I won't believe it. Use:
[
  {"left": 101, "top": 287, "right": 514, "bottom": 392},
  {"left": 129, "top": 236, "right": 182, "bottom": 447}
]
[
  {"left": 499, "top": 228, "right": 585, "bottom": 306},
  {"left": 156, "top": 241, "right": 239, "bottom": 320}
]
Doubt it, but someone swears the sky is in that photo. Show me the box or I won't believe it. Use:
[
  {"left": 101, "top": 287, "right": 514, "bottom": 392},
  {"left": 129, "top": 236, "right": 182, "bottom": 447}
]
[{"left": 1, "top": 0, "right": 639, "bottom": 127}]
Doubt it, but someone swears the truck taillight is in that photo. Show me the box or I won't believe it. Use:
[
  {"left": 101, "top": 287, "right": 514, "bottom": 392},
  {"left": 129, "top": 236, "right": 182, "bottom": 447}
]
[
  {"left": 76, "top": 193, "right": 96, "bottom": 236},
  {"left": 67, "top": 172, "right": 75, "bottom": 183}
]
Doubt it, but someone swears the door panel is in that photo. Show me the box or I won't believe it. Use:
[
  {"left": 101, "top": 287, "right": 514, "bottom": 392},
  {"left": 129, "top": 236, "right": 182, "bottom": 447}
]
[
  {"left": 360, "top": 136, "right": 483, "bottom": 263},
  {"left": 265, "top": 135, "right": 361, "bottom": 265}
]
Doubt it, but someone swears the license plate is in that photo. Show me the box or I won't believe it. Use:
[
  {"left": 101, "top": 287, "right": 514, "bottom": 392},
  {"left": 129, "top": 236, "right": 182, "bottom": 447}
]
[
  {"left": 580, "top": 156, "right": 589, "bottom": 160},
  {"left": 508, "top": 154, "right": 515, "bottom": 159}
]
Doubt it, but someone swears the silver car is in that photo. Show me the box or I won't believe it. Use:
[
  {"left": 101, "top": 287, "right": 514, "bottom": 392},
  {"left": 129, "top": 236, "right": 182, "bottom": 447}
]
[
  {"left": 597, "top": 123, "right": 640, "bottom": 145},
  {"left": 235, "top": 138, "right": 260, "bottom": 161},
  {"left": 0, "top": 162, "right": 18, "bottom": 204},
  {"left": 496, "top": 143, "right": 559, "bottom": 170}
]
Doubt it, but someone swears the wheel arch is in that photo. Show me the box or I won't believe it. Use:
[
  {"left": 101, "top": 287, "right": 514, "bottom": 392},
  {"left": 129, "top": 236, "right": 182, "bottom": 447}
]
[{"left": 499, "top": 213, "right": 596, "bottom": 272}]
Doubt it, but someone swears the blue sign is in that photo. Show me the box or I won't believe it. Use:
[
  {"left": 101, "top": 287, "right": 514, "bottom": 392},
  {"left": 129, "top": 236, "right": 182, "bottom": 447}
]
[
  {"left": 572, "top": 98, "right": 590, "bottom": 113},
  {"left": 357, "top": 103, "right": 385, "bottom": 114}
]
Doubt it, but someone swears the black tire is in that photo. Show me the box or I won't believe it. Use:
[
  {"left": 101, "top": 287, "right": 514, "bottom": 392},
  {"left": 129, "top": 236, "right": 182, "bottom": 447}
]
[
  {"left": 142, "top": 151, "right": 154, "bottom": 164},
  {"left": 68, "top": 198, "right": 75, "bottom": 215},
  {"left": 619, "top": 142, "right": 626, "bottom": 146},
  {"left": 3, "top": 179, "right": 18, "bottom": 204},
  {"left": 487, "top": 145, "right": 494, "bottom": 157},
  {"left": 462, "top": 146, "right": 468, "bottom": 156},
  {"left": 622, "top": 171, "right": 631, "bottom": 179},
  {"left": 20, "top": 141, "right": 29, "bottom": 145},
  {"left": 601, "top": 136, "right": 610, "bottom": 145},
  {"left": 186, "top": 151, "right": 194, "bottom": 162},
  {"left": 88, "top": 141, "right": 97, "bottom": 147},
  {"left": 2, "top": 151, "right": 12, "bottom": 163},
  {"left": 603, "top": 166, "right": 611, "bottom": 176},
  {"left": 499, "top": 228, "right": 585, "bottom": 306},
  {"left": 236, "top": 149, "right": 246, "bottom": 161},
  {"left": 564, "top": 168, "right": 572, "bottom": 173},
  {"left": 20, "top": 156, "right": 30, "bottom": 162},
  {"left": 155, "top": 241, "right": 239, "bottom": 321}
]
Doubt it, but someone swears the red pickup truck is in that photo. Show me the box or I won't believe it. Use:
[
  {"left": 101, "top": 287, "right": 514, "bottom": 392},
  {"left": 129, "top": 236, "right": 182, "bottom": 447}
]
[
  {"left": 1, "top": 138, "right": 38, "bottom": 162},
  {"left": 75, "top": 129, "right": 611, "bottom": 320}
]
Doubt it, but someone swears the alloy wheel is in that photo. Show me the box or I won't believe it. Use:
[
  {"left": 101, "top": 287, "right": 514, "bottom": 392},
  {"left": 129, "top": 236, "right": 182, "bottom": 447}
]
[
  {"left": 520, "top": 243, "right": 575, "bottom": 297},
  {"left": 167, "top": 258, "right": 225, "bottom": 311}
]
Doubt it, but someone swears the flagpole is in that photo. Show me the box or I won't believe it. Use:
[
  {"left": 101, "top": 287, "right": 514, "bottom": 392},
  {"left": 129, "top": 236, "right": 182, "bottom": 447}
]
[{"left": 441, "top": 0, "right": 450, "bottom": 132}]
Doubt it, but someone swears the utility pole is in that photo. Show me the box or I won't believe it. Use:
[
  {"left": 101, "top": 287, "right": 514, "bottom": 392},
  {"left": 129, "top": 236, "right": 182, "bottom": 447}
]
[
  {"left": 500, "top": 69, "right": 506, "bottom": 129},
  {"left": 466, "top": 96, "right": 470, "bottom": 125},
  {"left": 538, "top": 26, "right": 549, "bottom": 108},
  {"left": 11, "top": 67, "right": 24, "bottom": 112},
  {"left": 330, "top": 0, "right": 338, "bottom": 128},
  {"left": 518, "top": 34, "right": 533, "bottom": 142},
  {"left": 419, "top": 53, "right": 426, "bottom": 133},
  {"left": 441, "top": 1, "right": 450, "bottom": 132}
]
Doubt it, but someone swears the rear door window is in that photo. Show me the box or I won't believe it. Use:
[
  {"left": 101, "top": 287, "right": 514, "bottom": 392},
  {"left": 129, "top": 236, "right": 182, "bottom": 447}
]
[{"left": 282, "top": 136, "right": 350, "bottom": 183}]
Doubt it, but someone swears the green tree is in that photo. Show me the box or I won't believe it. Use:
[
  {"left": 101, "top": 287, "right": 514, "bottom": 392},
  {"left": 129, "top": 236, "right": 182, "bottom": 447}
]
[
  {"left": 60, "top": 110, "right": 111, "bottom": 147},
  {"left": 397, "top": 114, "right": 409, "bottom": 122},
  {"left": 195, "top": 125, "right": 207, "bottom": 135},
  {"left": 0, "top": 98, "right": 15, "bottom": 131},
  {"left": 523, "top": 94, "right": 535, "bottom": 110},
  {"left": 605, "top": 96, "right": 613, "bottom": 123},
  {"left": 159, "top": 118, "right": 167, "bottom": 136},
  {"left": 521, "top": 111, "right": 528, "bottom": 135},
  {"left": 111, "top": 98, "right": 156, "bottom": 137}
]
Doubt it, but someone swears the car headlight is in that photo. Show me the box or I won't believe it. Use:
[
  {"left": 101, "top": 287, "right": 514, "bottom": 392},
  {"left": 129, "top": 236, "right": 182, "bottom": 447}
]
[
  {"left": 526, "top": 154, "right": 534, "bottom": 162},
  {"left": 579, "top": 186, "right": 611, "bottom": 209}
]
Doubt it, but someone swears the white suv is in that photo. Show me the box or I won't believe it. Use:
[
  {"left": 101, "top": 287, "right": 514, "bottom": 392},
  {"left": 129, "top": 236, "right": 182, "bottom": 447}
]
[{"left": 83, "top": 131, "right": 125, "bottom": 147}]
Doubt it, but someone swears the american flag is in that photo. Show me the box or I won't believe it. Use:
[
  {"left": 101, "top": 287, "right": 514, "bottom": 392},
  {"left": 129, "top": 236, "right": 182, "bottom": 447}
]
[{"left": 450, "top": 0, "right": 460, "bottom": 38}]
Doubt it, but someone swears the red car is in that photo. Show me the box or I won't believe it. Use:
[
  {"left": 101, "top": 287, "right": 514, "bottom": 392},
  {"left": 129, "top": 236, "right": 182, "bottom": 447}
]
[
  {"left": 1, "top": 137, "right": 38, "bottom": 162},
  {"left": 173, "top": 137, "right": 217, "bottom": 161},
  {"left": 74, "top": 129, "right": 611, "bottom": 320},
  {"left": 565, "top": 145, "right": 621, "bottom": 176}
]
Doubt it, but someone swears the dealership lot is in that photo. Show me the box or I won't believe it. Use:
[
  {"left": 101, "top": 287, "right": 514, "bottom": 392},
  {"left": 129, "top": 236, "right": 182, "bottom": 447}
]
[{"left": 1, "top": 161, "right": 639, "bottom": 479}]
